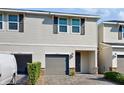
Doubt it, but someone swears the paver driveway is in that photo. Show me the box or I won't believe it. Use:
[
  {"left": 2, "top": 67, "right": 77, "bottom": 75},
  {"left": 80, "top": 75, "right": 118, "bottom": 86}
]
[
  {"left": 44, "top": 74, "right": 117, "bottom": 85},
  {"left": 15, "top": 74, "right": 117, "bottom": 85}
]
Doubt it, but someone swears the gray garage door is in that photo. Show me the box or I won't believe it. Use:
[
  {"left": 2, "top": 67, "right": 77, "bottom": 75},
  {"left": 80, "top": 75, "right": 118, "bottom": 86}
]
[
  {"left": 117, "top": 55, "right": 124, "bottom": 73},
  {"left": 14, "top": 54, "right": 32, "bottom": 74},
  {"left": 45, "top": 55, "right": 69, "bottom": 75}
]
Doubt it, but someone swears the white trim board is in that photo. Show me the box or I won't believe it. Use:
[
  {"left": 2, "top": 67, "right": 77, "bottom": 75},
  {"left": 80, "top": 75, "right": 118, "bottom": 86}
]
[
  {"left": 113, "top": 51, "right": 124, "bottom": 55},
  {"left": 45, "top": 52, "right": 70, "bottom": 55},
  {"left": 112, "top": 45, "right": 124, "bottom": 48},
  {"left": 0, "top": 51, "right": 33, "bottom": 54},
  {"left": 0, "top": 43, "right": 97, "bottom": 48}
]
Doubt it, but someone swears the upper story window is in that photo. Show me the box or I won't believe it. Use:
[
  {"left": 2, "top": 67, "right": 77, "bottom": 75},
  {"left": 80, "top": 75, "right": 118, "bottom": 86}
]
[
  {"left": 59, "top": 18, "right": 67, "bottom": 32},
  {"left": 8, "top": 14, "right": 19, "bottom": 31},
  {"left": 72, "top": 18, "right": 81, "bottom": 33},
  {"left": 0, "top": 14, "right": 3, "bottom": 30},
  {"left": 121, "top": 26, "right": 124, "bottom": 38}
]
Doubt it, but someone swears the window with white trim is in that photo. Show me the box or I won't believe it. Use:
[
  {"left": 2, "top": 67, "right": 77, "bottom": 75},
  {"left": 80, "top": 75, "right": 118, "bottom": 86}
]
[
  {"left": 72, "top": 19, "right": 81, "bottom": 33},
  {"left": 8, "top": 15, "right": 19, "bottom": 31},
  {"left": 0, "top": 14, "right": 3, "bottom": 30},
  {"left": 59, "top": 18, "right": 67, "bottom": 32}
]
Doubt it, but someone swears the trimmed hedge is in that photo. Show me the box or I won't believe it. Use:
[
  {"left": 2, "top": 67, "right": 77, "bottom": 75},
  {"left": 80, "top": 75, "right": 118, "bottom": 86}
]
[
  {"left": 27, "top": 62, "right": 41, "bottom": 85},
  {"left": 104, "top": 71, "right": 124, "bottom": 84}
]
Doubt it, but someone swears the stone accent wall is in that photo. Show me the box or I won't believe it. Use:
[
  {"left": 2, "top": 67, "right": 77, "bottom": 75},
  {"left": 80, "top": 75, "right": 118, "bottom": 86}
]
[{"left": 109, "top": 67, "right": 117, "bottom": 72}]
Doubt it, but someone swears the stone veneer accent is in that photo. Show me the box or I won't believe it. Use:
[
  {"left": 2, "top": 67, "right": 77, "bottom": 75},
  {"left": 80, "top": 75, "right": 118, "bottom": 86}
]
[{"left": 109, "top": 67, "right": 117, "bottom": 72}]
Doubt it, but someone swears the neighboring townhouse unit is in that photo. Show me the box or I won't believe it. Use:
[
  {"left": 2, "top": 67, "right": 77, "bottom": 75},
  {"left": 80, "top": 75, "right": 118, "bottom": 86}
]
[
  {"left": 99, "top": 20, "right": 124, "bottom": 73},
  {"left": 0, "top": 8, "right": 99, "bottom": 75}
]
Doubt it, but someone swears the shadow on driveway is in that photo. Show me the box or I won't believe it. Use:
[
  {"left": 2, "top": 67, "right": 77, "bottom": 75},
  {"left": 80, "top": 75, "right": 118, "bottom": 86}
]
[
  {"left": 87, "top": 77, "right": 117, "bottom": 85},
  {"left": 16, "top": 75, "right": 28, "bottom": 85}
]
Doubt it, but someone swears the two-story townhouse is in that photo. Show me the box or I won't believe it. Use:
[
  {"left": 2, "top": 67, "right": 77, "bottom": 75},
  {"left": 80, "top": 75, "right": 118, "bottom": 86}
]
[
  {"left": 99, "top": 20, "right": 124, "bottom": 73},
  {"left": 0, "top": 8, "right": 99, "bottom": 75}
]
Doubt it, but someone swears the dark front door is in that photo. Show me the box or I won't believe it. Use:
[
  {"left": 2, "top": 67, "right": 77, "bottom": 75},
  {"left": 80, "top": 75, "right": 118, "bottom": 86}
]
[
  {"left": 75, "top": 52, "right": 81, "bottom": 72},
  {"left": 14, "top": 54, "right": 32, "bottom": 74},
  {"left": 45, "top": 54, "right": 69, "bottom": 75}
]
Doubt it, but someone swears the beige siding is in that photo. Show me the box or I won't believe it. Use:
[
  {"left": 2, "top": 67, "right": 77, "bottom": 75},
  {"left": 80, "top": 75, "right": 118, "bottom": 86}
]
[
  {"left": 81, "top": 51, "right": 97, "bottom": 74},
  {"left": 0, "top": 11, "right": 98, "bottom": 74},
  {"left": 0, "top": 44, "right": 97, "bottom": 68},
  {"left": 99, "top": 43, "right": 112, "bottom": 73},
  {"left": 89, "top": 51, "right": 96, "bottom": 73},
  {"left": 98, "top": 23, "right": 104, "bottom": 43},
  {"left": 0, "top": 13, "right": 98, "bottom": 46},
  {"left": 81, "top": 51, "right": 89, "bottom": 73},
  {"left": 101, "top": 24, "right": 124, "bottom": 43}
]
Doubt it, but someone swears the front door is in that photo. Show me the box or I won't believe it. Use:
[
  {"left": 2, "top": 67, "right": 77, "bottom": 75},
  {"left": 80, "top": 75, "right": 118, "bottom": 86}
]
[{"left": 75, "top": 52, "right": 81, "bottom": 72}]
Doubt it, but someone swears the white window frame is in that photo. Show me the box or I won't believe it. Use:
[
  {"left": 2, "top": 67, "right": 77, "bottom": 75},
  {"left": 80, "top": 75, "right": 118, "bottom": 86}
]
[
  {"left": 0, "top": 13, "right": 4, "bottom": 31},
  {"left": 7, "top": 14, "right": 19, "bottom": 32},
  {"left": 58, "top": 17, "right": 68, "bottom": 33},
  {"left": 71, "top": 18, "right": 81, "bottom": 34}
]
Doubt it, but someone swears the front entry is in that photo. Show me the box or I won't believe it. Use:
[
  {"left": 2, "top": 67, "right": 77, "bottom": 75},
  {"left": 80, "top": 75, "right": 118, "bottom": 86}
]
[{"left": 75, "top": 52, "right": 81, "bottom": 73}]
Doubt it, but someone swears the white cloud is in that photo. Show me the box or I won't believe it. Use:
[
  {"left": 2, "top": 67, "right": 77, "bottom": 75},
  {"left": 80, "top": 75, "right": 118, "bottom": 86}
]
[{"left": 118, "top": 11, "right": 124, "bottom": 20}]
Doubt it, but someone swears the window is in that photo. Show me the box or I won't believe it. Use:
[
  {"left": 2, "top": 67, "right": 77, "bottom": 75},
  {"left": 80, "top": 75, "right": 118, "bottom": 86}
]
[
  {"left": 72, "top": 19, "right": 81, "bottom": 33},
  {"left": 0, "top": 14, "right": 3, "bottom": 30},
  {"left": 122, "top": 26, "right": 124, "bottom": 38},
  {"left": 8, "top": 15, "right": 19, "bottom": 31},
  {"left": 59, "top": 18, "right": 67, "bottom": 32}
]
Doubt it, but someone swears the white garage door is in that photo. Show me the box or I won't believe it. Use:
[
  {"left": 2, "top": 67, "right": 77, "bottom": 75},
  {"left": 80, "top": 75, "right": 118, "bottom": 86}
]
[{"left": 117, "top": 55, "right": 124, "bottom": 73}]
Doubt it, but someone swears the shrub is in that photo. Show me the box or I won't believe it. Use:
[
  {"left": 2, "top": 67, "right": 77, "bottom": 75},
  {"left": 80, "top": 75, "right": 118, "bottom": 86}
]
[
  {"left": 69, "top": 68, "right": 75, "bottom": 76},
  {"left": 27, "top": 62, "right": 41, "bottom": 85},
  {"left": 104, "top": 71, "right": 124, "bottom": 84},
  {"left": 104, "top": 71, "right": 121, "bottom": 81},
  {"left": 116, "top": 74, "right": 124, "bottom": 84}
]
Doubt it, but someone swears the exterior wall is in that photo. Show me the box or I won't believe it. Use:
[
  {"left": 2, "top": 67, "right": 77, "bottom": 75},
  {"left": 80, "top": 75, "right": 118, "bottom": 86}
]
[
  {"left": 89, "top": 51, "right": 97, "bottom": 74},
  {"left": 81, "top": 51, "right": 89, "bottom": 73},
  {"left": 0, "top": 44, "right": 97, "bottom": 69},
  {"left": 101, "top": 23, "right": 124, "bottom": 43},
  {"left": 98, "top": 23, "right": 104, "bottom": 43},
  {"left": 0, "top": 10, "right": 98, "bottom": 74},
  {"left": 80, "top": 50, "right": 97, "bottom": 74},
  {"left": 98, "top": 43, "right": 112, "bottom": 73},
  {"left": 0, "top": 13, "right": 98, "bottom": 47},
  {"left": 112, "top": 48, "right": 124, "bottom": 69}
]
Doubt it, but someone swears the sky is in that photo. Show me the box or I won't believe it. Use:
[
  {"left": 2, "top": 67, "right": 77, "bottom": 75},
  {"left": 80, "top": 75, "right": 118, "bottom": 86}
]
[{"left": 23, "top": 8, "right": 124, "bottom": 22}]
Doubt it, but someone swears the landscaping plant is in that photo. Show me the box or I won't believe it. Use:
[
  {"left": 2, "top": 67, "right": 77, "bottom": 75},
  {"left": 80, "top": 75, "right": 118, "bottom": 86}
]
[
  {"left": 69, "top": 68, "right": 75, "bottom": 76},
  {"left": 104, "top": 71, "right": 124, "bottom": 84},
  {"left": 27, "top": 62, "right": 41, "bottom": 85}
]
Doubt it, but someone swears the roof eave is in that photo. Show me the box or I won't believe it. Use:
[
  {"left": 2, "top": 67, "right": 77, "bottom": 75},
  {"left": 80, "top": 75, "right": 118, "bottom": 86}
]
[
  {"left": 103, "top": 22, "right": 124, "bottom": 25},
  {"left": 50, "top": 12, "right": 100, "bottom": 19},
  {"left": 0, "top": 8, "right": 50, "bottom": 15},
  {"left": 0, "top": 8, "right": 100, "bottom": 19}
]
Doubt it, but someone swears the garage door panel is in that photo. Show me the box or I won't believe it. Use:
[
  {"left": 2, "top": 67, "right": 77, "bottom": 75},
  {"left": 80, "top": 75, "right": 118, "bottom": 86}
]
[
  {"left": 46, "top": 55, "right": 69, "bottom": 75},
  {"left": 117, "top": 55, "right": 124, "bottom": 74},
  {"left": 14, "top": 54, "right": 32, "bottom": 74}
]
